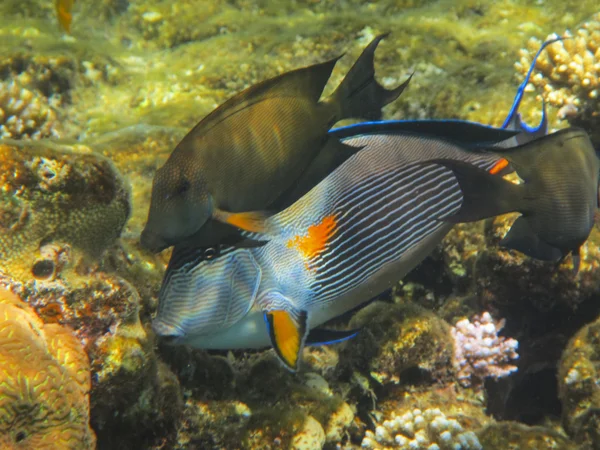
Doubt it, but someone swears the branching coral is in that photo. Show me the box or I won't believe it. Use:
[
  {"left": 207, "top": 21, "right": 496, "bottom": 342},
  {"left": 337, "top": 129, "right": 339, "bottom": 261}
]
[
  {"left": 451, "top": 312, "right": 519, "bottom": 387},
  {"left": 362, "top": 408, "right": 482, "bottom": 450},
  {"left": 0, "top": 80, "right": 61, "bottom": 139},
  {"left": 515, "top": 13, "right": 600, "bottom": 140},
  {"left": 0, "top": 288, "right": 95, "bottom": 449}
]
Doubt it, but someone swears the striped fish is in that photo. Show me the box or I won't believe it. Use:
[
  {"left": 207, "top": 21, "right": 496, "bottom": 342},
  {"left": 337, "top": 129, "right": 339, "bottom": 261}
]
[{"left": 153, "top": 129, "right": 509, "bottom": 371}]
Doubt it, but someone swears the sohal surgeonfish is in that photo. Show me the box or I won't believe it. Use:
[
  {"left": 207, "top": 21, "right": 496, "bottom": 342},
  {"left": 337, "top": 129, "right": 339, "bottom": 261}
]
[
  {"left": 152, "top": 125, "right": 510, "bottom": 372},
  {"left": 430, "top": 127, "right": 600, "bottom": 272},
  {"left": 140, "top": 34, "right": 411, "bottom": 253}
]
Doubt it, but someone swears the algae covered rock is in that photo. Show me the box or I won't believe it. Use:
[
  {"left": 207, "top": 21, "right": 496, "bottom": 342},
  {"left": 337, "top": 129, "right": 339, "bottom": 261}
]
[
  {"left": 558, "top": 313, "right": 600, "bottom": 448},
  {"left": 339, "top": 302, "right": 454, "bottom": 387},
  {"left": 0, "top": 287, "right": 95, "bottom": 449},
  {"left": 477, "top": 422, "right": 576, "bottom": 450},
  {"left": 0, "top": 140, "right": 130, "bottom": 281}
]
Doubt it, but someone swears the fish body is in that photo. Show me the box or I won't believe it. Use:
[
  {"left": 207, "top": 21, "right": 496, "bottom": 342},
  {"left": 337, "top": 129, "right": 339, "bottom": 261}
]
[
  {"left": 433, "top": 127, "right": 600, "bottom": 269},
  {"left": 153, "top": 129, "right": 506, "bottom": 370},
  {"left": 55, "top": 0, "right": 74, "bottom": 33},
  {"left": 141, "top": 34, "right": 410, "bottom": 253}
]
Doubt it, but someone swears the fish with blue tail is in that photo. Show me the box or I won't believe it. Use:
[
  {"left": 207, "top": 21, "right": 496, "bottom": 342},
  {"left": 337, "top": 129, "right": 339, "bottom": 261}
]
[
  {"left": 430, "top": 127, "right": 600, "bottom": 272},
  {"left": 152, "top": 123, "right": 511, "bottom": 372},
  {"left": 140, "top": 34, "right": 410, "bottom": 253}
]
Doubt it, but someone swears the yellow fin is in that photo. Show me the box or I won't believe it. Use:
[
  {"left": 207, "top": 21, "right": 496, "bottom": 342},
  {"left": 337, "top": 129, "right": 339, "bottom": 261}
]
[
  {"left": 265, "top": 309, "right": 308, "bottom": 371},
  {"left": 213, "top": 209, "right": 271, "bottom": 234}
]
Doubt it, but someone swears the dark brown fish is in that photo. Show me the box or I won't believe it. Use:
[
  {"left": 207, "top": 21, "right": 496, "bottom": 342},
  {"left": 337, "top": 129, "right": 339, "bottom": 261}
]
[
  {"left": 140, "top": 34, "right": 410, "bottom": 253},
  {"left": 431, "top": 128, "right": 600, "bottom": 270}
]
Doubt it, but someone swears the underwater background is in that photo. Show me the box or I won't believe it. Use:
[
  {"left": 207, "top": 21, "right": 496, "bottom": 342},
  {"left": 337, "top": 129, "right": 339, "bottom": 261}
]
[{"left": 1, "top": 0, "right": 600, "bottom": 449}]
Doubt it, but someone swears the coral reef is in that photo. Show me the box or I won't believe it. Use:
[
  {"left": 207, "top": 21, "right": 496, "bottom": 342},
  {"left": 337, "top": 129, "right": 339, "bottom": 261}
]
[
  {"left": 0, "top": 80, "right": 60, "bottom": 139},
  {"left": 558, "top": 312, "right": 600, "bottom": 448},
  {"left": 0, "top": 287, "right": 95, "bottom": 449},
  {"left": 360, "top": 388, "right": 491, "bottom": 450},
  {"left": 1, "top": 2, "right": 600, "bottom": 449},
  {"left": 362, "top": 407, "right": 482, "bottom": 449},
  {"left": 0, "top": 140, "right": 131, "bottom": 281},
  {"left": 515, "top": 12, "right": 600, "bottom": 143},
  {"left": 0, "top": 268, "right": 181, "bottom": 450},
  {"left": 477, "top": 422, "right": 577, "bottom": 450},
  {"left": 339, "top": 302, "right": 455, "bottom": 387},
  {"left": 451, "top": 312, "right": 519, "bottom": 388}
]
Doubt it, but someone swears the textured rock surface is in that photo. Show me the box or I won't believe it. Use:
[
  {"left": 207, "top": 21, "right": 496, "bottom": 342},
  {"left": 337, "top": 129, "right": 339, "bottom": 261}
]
[
  {"left": 558, "top": 314, "right": 600, "bottom": 448},
  {"left": 0, "top": 288, "right": 95, "bottom": 449},
  {"left": 0, "top": 140, "right": 130, "bottom": 281},
  {"left": 515, "top": 12, "right": 600, "bottom": 144}
]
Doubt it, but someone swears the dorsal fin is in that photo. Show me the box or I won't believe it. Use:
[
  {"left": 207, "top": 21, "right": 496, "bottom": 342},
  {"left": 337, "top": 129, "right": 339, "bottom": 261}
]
[{"left": 181, "top": 56, "right": 342, "bottom": 140}]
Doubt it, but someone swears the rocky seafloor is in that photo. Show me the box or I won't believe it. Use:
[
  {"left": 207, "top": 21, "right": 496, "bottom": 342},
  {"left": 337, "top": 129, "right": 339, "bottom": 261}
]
[{"left": 1, "top": 1, "right": 600, "bottom": 449}]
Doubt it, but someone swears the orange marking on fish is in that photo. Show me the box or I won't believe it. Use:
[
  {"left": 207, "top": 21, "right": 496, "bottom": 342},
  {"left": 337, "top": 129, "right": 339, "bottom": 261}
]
[
  {"left": 286, "top": 215, "right": 338, "bottom": 270},
  {"left": 223, "top": 211, "right": 268, "bottom": 233},
  {"left": 489, "top": 158, "right": 509, "bottom": 175}
]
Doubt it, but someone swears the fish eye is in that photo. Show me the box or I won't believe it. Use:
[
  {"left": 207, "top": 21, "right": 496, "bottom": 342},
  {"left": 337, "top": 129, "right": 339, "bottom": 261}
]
[
  {"left": 174, "top": 179, "right": 191, "bottom": 197},
  {"left": 203, "top": 247, "right": 218, "bottom": 260}
]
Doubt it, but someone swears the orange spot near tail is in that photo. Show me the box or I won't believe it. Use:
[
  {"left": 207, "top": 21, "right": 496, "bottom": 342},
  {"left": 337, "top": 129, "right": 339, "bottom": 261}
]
[
  {"left": 489, "top": 158, "right": 509, "bottom": 175},
  {"left": 286, "top": 215, "right": 338, "bottom": 270}
]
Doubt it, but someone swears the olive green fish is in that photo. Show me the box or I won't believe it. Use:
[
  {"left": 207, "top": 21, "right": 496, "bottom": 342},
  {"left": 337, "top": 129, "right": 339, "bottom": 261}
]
[
  {"left": 140, "top": 34, "right": 410, "bottom": 253},
  {"left": 432, "top": 128, "right": 600, "bottom": 271}
]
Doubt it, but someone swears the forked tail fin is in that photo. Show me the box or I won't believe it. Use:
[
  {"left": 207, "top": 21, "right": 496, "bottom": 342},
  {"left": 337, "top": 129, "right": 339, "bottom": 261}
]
[{"left": 330, "top": 33, "right": 412, "bottom": 121}]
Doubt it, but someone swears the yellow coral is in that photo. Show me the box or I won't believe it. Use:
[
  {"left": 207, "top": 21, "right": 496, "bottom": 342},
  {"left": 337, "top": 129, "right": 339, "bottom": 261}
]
[
  {"left": 0, "top": 80, "right": 60, "bottom": 139},
  {"left": 515, "top": 13, "right": 600, "bottom": 134},
  {"left": 0, "top": 288, "right": 95, "bottom": 449}
]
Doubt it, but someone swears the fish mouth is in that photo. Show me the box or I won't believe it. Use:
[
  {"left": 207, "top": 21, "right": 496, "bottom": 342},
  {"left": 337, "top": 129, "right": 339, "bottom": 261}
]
[{"left": 140, "top": 228, "right": 169, "bottom": 253}]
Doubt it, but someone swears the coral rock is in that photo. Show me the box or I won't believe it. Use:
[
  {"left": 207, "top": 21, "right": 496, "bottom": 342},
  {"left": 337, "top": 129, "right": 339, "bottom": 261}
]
[
  {"left": 0, "top": 288, "right": 95, "bottom": 449},
  {"left": 340, "top": 302, "right": 454, "bottom": 387},
  {"left": 558, "top": 313, "right": 600, "bottom": 447},
  {"left": 515, "top": 13, "right": 600, "bottom": 144},
  {"left": 477, "top": 422, "right": 576, "bottom": 450},
  {"left": 451, "top": 312, "right": 519, "bottom": 388},
  {"left": 361, "top": 388, "right": 489, "bottom": 450},
  {"left": 0, "top": 140, "right": 130, "bottom": 281},
  {"left": 0, "top": 80, "right": 60, "bottom": 139}
]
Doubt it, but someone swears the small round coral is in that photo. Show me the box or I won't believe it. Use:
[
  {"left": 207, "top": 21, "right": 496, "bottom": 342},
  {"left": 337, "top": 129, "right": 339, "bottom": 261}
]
[
  {"left": 451, "top": 312, "right": 519, "bottom": 388},
  {"left": 362, "top": 407, "right": 482, "bottom": 450}
]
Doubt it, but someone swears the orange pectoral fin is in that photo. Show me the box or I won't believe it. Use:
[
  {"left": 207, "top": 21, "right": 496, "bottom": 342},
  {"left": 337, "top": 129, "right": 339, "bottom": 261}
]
[
  {"left": 213, "top": 208, "right": 272, "bottom": 234},
  {"left": 265, "top": 309, "right": 308, "bottom": 371}
]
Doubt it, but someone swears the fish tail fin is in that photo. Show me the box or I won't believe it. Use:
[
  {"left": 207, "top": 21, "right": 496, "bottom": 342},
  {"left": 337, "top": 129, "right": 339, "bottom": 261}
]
[
  {"left": 427, "top": 158, "right": 527, "bottom": 223},
  {"left": 329, "top": 33, "right": 411, "bottom": 121},
  {"left": 502, "top": 35, "right": 565, "bottom": 131}
]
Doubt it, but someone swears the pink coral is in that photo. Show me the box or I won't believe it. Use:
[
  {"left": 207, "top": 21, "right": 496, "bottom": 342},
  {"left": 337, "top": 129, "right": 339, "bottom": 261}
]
[{"left": 451, "top": 312, "right": 519, "bottom": 387}]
